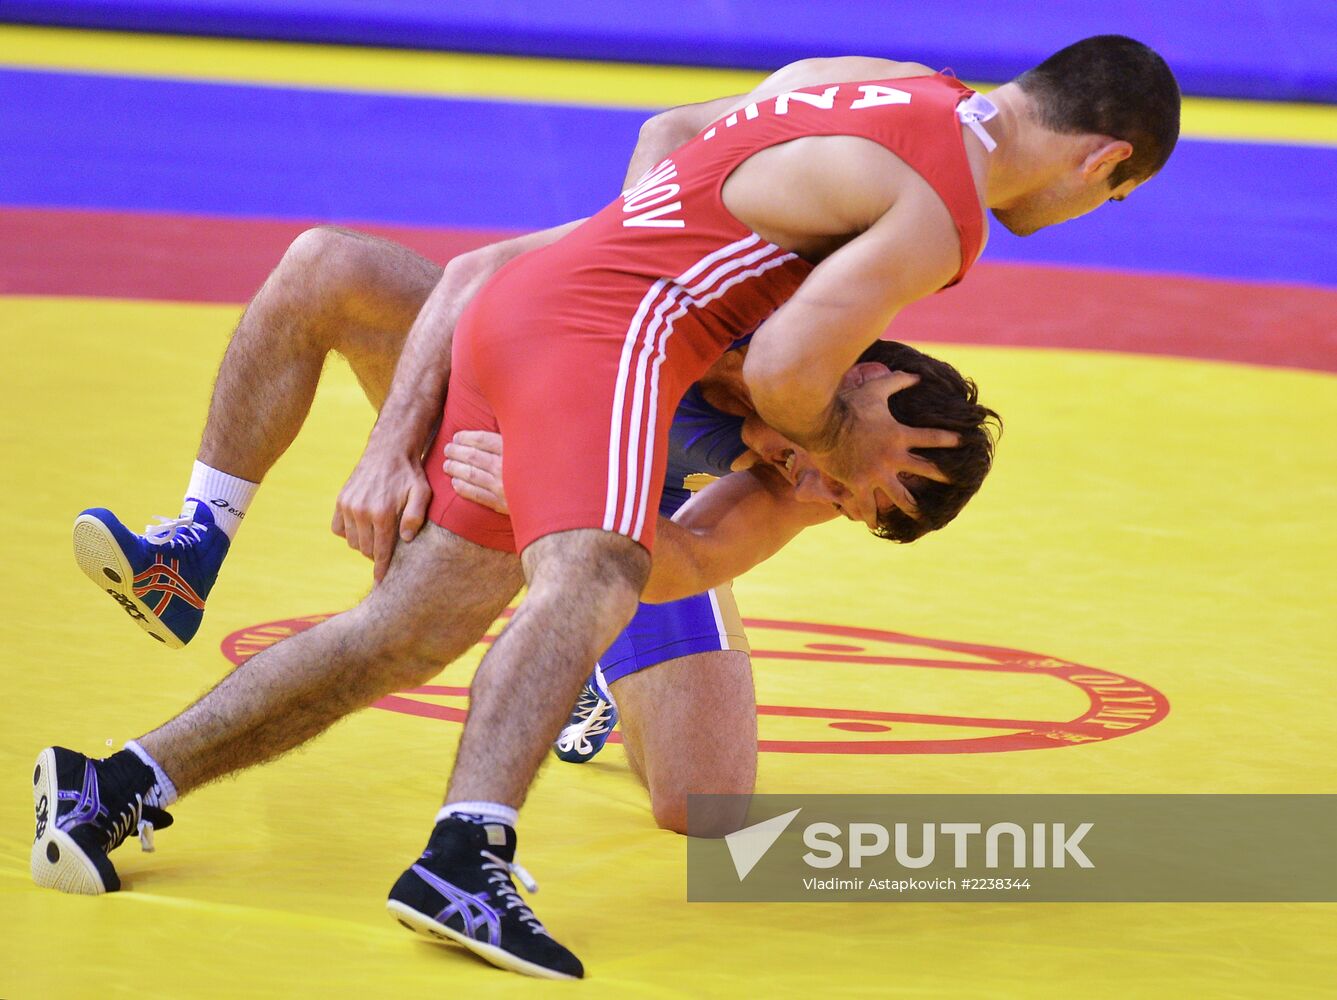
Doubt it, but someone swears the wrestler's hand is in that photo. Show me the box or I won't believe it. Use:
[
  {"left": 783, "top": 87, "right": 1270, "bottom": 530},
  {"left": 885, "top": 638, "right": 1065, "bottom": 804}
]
[
  {"left": 332, "top": 442, "right": 433, "bottom": 584},
  {"left": 443, "top": 430, "right": 509, "bottom": 515},
  {"left": 811, "top": 371, "right": 960, "bottom": 528}
]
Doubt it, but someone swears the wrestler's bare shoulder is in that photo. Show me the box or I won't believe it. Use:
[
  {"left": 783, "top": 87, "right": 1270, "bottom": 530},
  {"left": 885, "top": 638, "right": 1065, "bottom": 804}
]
[
  {"left": 723, "top": 136, "right": 931, "bottom": 262},
  {"left": 720, "top": 59, "right": 947, "bottom": 261},
  {"left": 740, "top": 57, "right": 937, "bottom": 106}
]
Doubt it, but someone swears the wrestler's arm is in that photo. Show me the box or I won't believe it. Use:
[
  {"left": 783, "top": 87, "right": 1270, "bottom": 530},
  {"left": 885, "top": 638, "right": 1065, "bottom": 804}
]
[
  {"left": 362, "top": 84, "right": 742, "bottom": 476},
  {"left": 441, "top": 431, "right": 833, "bottom": 601},
  {"left": 742, "top": 193, "right": 964, "bottom": 526},
  {"left": 641, "top": 468, "right": 837, "bottom": 603},
  {"left": 368, "top": 222, "right": 585, "bottom": 448}
]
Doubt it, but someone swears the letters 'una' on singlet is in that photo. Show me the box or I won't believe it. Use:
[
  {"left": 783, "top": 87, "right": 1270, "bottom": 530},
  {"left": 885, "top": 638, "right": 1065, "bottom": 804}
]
[{"left": 474, "top": 72, "right": 988, "bottom": 377}]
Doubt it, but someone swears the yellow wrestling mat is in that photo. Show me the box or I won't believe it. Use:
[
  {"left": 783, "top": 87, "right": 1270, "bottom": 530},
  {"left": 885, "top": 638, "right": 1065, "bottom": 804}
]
[{"left": 1, "top": 296, "right": 1335, "bottom": 997}]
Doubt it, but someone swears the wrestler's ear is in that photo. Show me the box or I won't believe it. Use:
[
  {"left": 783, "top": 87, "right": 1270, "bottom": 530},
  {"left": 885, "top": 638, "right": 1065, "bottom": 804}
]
[
  {"left": 840, "top": 361, "right": 892, "bottom": 391},
  {"left": 1082, "top": 139, "right": 1132, "bottom": 183}
]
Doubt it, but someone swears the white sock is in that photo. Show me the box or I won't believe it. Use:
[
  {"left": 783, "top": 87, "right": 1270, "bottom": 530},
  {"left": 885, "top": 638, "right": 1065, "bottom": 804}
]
[
  {"left": 185, "top": 460, "right": 259, "bottom": 541},
  {"left": 437, "top": 801, "right": 518, "bottom": 828},
  {"left": 124, "top": 740, "right": 179, "bottom": 808}
]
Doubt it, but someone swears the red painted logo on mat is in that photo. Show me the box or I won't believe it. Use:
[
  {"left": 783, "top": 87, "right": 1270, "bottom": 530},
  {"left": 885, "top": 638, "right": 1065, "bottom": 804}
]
[{"left": 221, "top": 614, "right": 1169, "bottom": 755}]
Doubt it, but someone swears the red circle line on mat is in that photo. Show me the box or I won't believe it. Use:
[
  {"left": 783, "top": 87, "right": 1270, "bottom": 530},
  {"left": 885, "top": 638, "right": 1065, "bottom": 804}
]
[{"left": 221, "top": 615, "right": 1170, "bottom": 755}]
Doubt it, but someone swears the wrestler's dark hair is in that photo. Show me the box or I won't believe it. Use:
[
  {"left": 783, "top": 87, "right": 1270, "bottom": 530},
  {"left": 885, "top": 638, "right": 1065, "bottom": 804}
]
[
  {"left": 1015, "top": 35, "right": 1181, "bottom": 186},
  {"left": 855, "top": 340, "right": 1001, "bottom": 544}
]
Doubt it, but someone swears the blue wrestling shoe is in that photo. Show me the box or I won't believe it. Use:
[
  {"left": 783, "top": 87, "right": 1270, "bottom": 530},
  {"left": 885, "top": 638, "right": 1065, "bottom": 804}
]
[
  {"left": 387, "top": 817, "right": 584, "bottom": 980},
  {"left": 553, "top": 676, "right": 618, "bottom": 763},
  {"left": 72, "top": 499, "right": 229, "bottom": 648},
  {"left": 31, "top": 746, "right": 173, "bottom": 895}
]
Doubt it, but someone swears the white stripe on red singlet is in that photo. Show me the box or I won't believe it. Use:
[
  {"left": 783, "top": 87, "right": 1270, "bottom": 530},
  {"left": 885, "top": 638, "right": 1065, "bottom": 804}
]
[
  {"left": 619, "top": 240, "right": 783, "bottom": 534},
  {"left": 617, "top": 240, "right": 778, "bottom": 536},
  {"left": 603, "top": 278, "right": 670, "bottom": 532},
  {"left": 601, "top": 235, "right": 797, "bottom": 539},
  {"left": 603, "top": 235, "right": 761, "bottom": 534},
  {"left": 629, "top": 247, "right": 798, "bottom": 538}
]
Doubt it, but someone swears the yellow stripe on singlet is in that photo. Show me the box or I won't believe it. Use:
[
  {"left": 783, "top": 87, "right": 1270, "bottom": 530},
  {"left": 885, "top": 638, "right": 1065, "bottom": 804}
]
[{"left": 2, "top": 24, "right": 1334, "bottom": 146}]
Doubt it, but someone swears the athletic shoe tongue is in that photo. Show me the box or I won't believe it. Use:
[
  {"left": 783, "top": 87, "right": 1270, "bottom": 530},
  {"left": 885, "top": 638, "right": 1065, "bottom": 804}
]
[{"left": 432, "top": 815, "right": 517, "bottom": 860}]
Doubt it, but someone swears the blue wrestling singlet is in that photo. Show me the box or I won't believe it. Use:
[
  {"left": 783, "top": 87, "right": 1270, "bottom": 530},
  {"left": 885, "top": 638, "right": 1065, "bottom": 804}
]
[{"left": 656, "top": 382, "right": 746, "bottom": 516}]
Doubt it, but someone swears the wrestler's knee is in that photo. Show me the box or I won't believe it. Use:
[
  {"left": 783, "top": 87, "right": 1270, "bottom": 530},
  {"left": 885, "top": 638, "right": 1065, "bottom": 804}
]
[
  {"left": 523, "top": 531, "right": 650, "bottom": 643},
  {"left": 275, "top": 227, "right": 389, "bottom": 317},
  {"left": 282, "top": 225, "right": 375, "bottom": 275},
  {"left": 645, "top": 748, "right": 756, "bottom": 837},
  {"left": 650, "top": 790, "right": 690, "bottom": 836},
  {"left": 647, "top": 783, "right": 753, "bottom": 838}
]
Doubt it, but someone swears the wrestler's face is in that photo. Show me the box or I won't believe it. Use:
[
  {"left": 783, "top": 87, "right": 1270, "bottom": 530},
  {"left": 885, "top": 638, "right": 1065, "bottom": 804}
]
[
  {"left": 737, "top": 362, "right": 892, "bottom": 521},
  {"left": 992, "top": 141, "right": 1141, "bottom": 236},
  {"left": 737, "top": 419, "right": 854, "bottom": 515}
]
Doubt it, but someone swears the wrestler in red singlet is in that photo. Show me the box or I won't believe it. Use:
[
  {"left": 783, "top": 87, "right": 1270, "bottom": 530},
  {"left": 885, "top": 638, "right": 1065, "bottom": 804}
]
[{"left": 425, "top": 73, "right": 988, "bottom": 554}]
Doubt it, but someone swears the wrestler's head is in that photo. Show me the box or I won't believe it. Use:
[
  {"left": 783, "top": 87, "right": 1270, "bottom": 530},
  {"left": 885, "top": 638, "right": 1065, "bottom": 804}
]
[
  {"left": 739, "top": 341, "right": 1000, "bottom": 542},
  {"left": 991, "top": 35, "right": 1180, "bottom": 236}
]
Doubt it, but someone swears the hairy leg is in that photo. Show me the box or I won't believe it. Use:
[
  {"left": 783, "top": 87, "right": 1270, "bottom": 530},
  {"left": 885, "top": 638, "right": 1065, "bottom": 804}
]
[
  {"left": 613, "top": 650, "right": 758, "bottom": 835},
  {"left": 137, "top": 524, "right": 522, "bottom": 793},
  {"left": 447, "top": 529, "right": 650, "bottom": 807},
  {"left": 197, "top": 227, "right": 442, "bottom": 480}
]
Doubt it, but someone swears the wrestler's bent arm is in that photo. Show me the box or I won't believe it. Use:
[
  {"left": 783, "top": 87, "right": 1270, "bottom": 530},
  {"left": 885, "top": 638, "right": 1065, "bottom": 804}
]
[
  {"left": 443, "top": 429, "right": 830, "bottom": 602},
  {"left": 741, "top": 196, "right": 965, "bottom": 525},
  {"left": 643, "top": 468, "right": 836, "bottom": 602},
  {"left": 625, "top": 94, "right": 745, "bottom": 184}
]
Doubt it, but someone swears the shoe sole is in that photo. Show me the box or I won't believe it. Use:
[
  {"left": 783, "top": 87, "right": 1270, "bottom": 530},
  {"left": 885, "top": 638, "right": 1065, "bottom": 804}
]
[
  {"left": 72, "top": 515, "right": 182, "bottom": 649},
  {"left": 386, "top": 899, "right": 579, "bottom": 981},
  {"left": 30, "top": 749, "right": 111, "bottom": 895}
]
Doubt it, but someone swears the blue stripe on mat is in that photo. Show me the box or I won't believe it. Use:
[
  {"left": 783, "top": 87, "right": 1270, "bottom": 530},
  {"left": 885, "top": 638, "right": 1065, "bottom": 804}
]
[
  {"left": 2, "top": 69, "right": 1333, "bottom": 287},
  {"left": 0, "top": 68, "right": 640, "bottom": 231}
]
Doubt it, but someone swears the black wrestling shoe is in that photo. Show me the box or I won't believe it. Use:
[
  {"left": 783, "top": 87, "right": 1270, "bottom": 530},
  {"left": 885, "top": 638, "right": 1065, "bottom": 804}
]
[
  {"left": 30, "top": 747, "right": 173, "bottom": 894},
  {"left": 386, "top": 817, "right": 584, "bottom": 980}
]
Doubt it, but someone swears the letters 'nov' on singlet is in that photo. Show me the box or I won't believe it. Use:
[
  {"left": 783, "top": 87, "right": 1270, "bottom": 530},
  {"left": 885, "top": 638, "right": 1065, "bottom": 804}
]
[{"left": 425, "top": 73, "right": 989, "bottom": 555}]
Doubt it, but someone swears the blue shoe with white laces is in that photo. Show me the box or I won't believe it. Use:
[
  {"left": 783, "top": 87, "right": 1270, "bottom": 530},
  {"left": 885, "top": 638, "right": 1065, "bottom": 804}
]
[
  {"left": 72, "top": 499, "right": 230, "bottom": 648},
  {"left": 552, "top": 676, "right": 618, "bottom": 763}
]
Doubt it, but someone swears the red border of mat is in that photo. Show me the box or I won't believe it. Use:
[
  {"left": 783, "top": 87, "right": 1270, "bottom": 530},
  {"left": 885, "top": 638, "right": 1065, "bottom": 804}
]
[{"left": 4, "top": 206, "right": 1335, "bottom": 374}]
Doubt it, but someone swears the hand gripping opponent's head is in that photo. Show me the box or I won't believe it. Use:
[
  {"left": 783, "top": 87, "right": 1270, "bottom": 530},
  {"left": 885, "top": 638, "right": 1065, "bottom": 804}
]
[{"left": 738, "top": 341, "right": 1001, "bottom": 542}]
